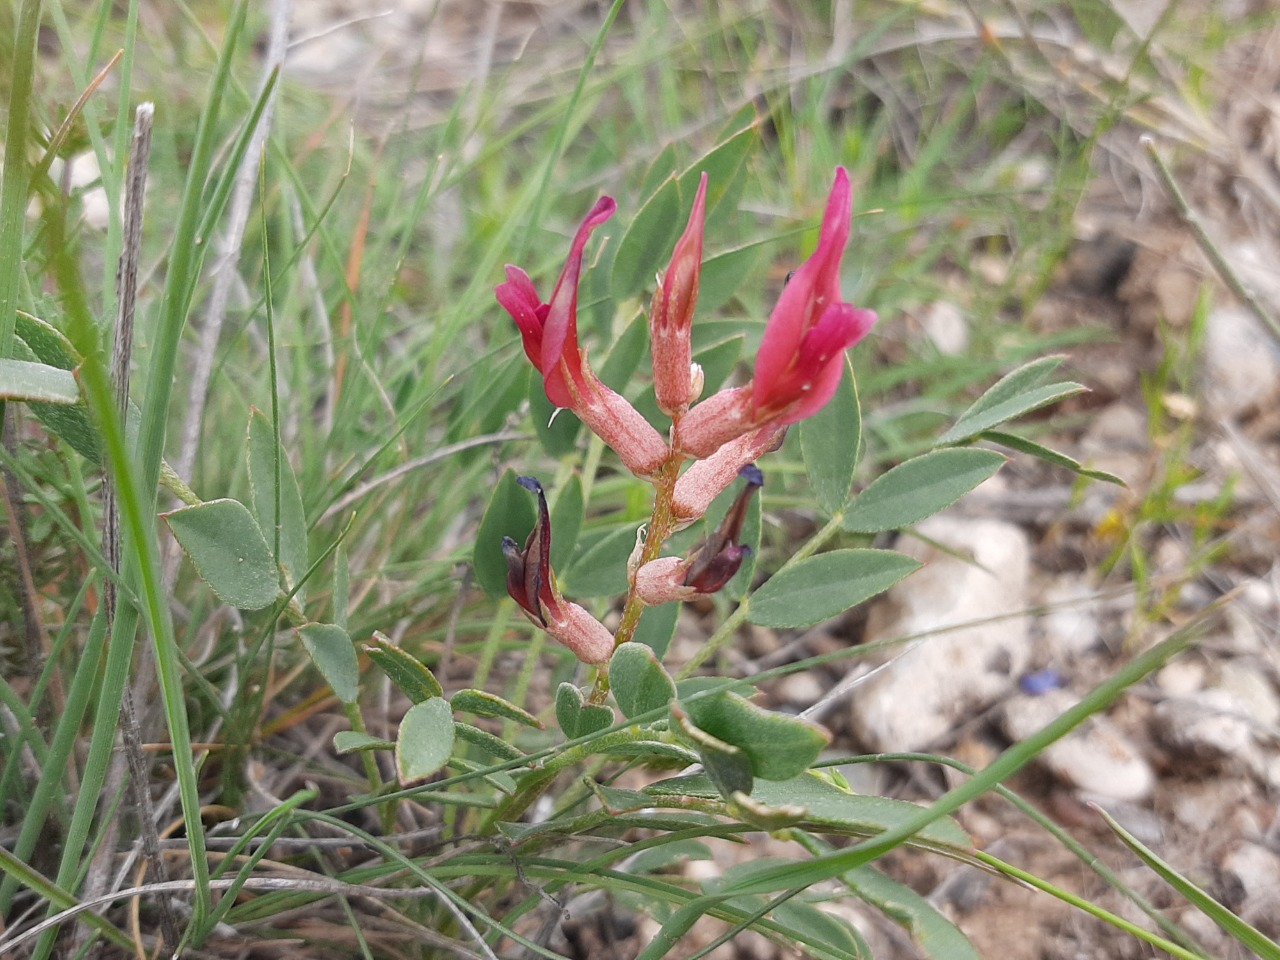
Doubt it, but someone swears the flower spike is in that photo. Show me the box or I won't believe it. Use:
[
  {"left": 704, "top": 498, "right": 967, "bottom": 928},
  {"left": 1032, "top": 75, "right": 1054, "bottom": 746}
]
[{"left": 502, "top": 476, "right": 614, "bottom": 663}]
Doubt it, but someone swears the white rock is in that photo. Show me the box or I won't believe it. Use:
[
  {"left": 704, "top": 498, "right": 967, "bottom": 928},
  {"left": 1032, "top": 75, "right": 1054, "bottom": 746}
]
[
  {"left": 1240, "top": 574, "right": 1278, "bottom": 615},
  {"left": 1216, "top": 660, "right": 1280, "bottom": 729},
  {"left": 1078, "top": 403, "right": 1148, "bottom": 483},
  {"left": 1156, "top": 660, "right": 1206, "bottom": 697},
  {"left": 774, "top": 671, "right": 825, "bottom": 710},
  {"left": 1201, "top": 306, "right": 1280, "bottom": 419},
  {"left": 1153, "top": 690, "right": 1256, "bottom": 762},
  {"left": 1222, "top": 841, "right": 1280, "bottom": 894},
  {"left": 918, "top": 301, "right": 969, "bottom": 356},
  {"left": 1037, "top": 575, "right": 1100, "bottom": 658},
  {"left": 851, "top": 516, "right": 1031, "bottom": 752},
  {"left": 30, "top": 151, "right": 111, "bottom": 231},
  {"left": 1002, "top": 689, "right": 1155, "bottom": 802},
  {"left": 1170, "top": 780, "right": 1239, "bottom": 830},
  {"left": 1080, "top": 402, "right": 1147, "bottom": 454}
]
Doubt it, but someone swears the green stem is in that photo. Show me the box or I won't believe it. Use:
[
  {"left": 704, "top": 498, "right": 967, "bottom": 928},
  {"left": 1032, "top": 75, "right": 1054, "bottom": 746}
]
[
  {"left": 480, "top": 728, "right": 643, "bottom": 833},
  {"left": 0, "top": 0, "right": 41, "bottom": 359},
  {"left": 589, "top": 452, "right": 684, "bottom": 704}
]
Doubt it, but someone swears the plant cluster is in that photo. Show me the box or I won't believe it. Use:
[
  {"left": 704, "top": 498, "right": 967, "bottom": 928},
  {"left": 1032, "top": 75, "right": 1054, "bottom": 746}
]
[{"left": 2, "top": 2, "right": 1276, "bottom": 958}]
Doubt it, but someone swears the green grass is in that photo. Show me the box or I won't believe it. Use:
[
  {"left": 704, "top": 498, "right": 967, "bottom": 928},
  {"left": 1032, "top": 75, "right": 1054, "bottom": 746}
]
[{"left": 1, "top": 0, "right": 1275, "bottom": 956}]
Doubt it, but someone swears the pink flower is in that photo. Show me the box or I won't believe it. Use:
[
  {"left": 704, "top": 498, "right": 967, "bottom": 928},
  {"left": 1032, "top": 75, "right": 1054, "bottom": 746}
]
[
  {"left": 497, "top": 200, "right": 669, "bottom": 478},
  {"left": 675, "top": 167, "right": 877, "bottom": 459},
  {"left": 672, "top": 425, "right": 784, "bottom": 524},
  {"left": 634, "top": 465, "right": 763, "bottom": 604},
  {"left": 502, "top": 476, "right": 614, "bottom": 664},
  {"left": 651, "top": 173, "right": 707, "bottom": 416}
]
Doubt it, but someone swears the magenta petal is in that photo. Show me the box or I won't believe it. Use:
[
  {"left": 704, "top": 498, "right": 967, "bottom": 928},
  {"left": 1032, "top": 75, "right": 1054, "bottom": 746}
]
[
  {"left": 652, "top": 173, "right": 708, "bottom": 415},
  {"left": 541, "top": 197, "right": 617, "bottom": 406},
  {"left": 774, "top": 304, "right": 877, "bottom": 423},
  {"left": 754, "top": 167, "right": 852, "bottom": 400},
  {"left": 496, "top": 265, "right": 547, "bottom": 371}
]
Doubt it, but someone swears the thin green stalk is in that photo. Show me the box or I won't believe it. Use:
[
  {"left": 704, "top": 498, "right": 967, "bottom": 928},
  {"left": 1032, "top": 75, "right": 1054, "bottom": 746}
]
[
  {"left": 472, "top": 598, "right": 515, "bottom": 692},
  {"left": 203, "top": 789, "right": 318, "bottom": 933},
  {"left": 1141, "top": 135, "right": 1280, "bottom": 345},
  {"left": 516, "top": 0, "right": 626, "bottom": 259},
  {"left": 41, "top": 8, "right": 257, "bottom": 941},
  {"left": 0, "top": 847, "right": 134, "bottom": 951},
  {"left": 0, "top": 0, "right": 42, "bottom": 357},
  {"left": 261, "top": 155, "right": 284, "bottom": 581},
  {"left": 0, "top": 577, "right": 90, "bottom": 821},
  {"left": 479, "top": 728, "right": 653, "bottom": 833},
  {"left": 731, "top": 603, "right": 1220, "bottom": 894},
  {"left": 829, "top": 752, "right": 1210, "bottom": 956},
  {"left": 975, "top": 851, "right": 1202, "bottom": 960}
]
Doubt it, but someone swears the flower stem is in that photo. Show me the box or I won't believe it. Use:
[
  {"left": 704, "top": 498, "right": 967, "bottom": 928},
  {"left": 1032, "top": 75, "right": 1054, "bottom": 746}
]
[{"left": 588, "top": 451, "right": 684, "bottom": 703}]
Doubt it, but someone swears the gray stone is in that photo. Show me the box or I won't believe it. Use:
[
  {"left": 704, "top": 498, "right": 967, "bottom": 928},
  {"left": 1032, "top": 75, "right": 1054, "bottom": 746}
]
[
  {"left": 1153, "top": 690, "right": 1257, "bottom": 763},
  {"left": 851, "top": 515, "right": 1031, "bottom": 752},
  {"left": 1201, "top": 306, "right": 1280, "bottom": 419},
  {"left": 1216, "top": 660, "right": 1280, "bottom": 729},
  {"left": 1220, "top": 841, "right": 1280, "bottom": 935},
  {"left": 918, "top": 301, "right": 969, "bottom": 356},
  {"left": 1156, "top": 660, "right": 1206, "bottom": 697},
  {"left": 1002, "top": 689, "right": 1155, "bottom": 802},
  {"left": 1037, "top": 576, "right": 1100, "bottom": 659}
]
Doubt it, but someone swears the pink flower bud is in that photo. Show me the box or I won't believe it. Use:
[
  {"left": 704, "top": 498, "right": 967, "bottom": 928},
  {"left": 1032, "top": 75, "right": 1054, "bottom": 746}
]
[
  {"left": 673, "top": 426, "right": 783, "bottom": 523},
  {"left": 633, "top": 556, "right": 696, "bottom": 605},
  {"left": 651, "top": 173, "right": 707, "bottom": 416},
  {"left": 674, "top": 385, "right": 753, "bottom": 460},
  {"left": 559, "top": 356, "right": 669, "bottom": 478},
  {"left": 635, "top": 466, "right": 763, "bottom": 604},
  {"left": 502, "top": 476, "right": 616, "bottom": 664},
  {"left": 545, "top": 601, "right": 615, "bottom": 664}
]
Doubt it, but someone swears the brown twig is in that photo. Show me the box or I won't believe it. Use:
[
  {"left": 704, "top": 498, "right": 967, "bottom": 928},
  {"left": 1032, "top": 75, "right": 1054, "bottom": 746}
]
[
  {"left": 94, "top": 101, "right": 184, "bottom": 956},
  {"left": 1141, "top": 135, "right": 1280, "bottom": 346}
]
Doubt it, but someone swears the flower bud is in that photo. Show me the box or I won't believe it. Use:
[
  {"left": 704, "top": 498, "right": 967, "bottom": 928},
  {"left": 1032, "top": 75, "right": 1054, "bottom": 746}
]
[
  {"left": 502, "top": 476, "right": 616, "bottom": 663},
  {"left": 651, "top": 173, "right": 707, "bottom": 416},
  {"left": 673, "top": 426, "right": 783, "bottom": 524},
  {"left": 635, "top": 466, "right": 763, "bottom": 604}
]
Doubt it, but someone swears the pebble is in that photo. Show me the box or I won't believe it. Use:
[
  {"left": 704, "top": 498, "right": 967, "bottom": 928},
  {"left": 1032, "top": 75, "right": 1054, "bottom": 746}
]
[
  {"left": 1037, "top": 575, "right": 1100, "bottom": 659},
  {"left": 1002, "top": 689, "right": 1155, "bottom": 802},
  {"left": 1151, "top": 266, "right": 1201, "bottom": 328},
  {"left": 1201, "top": 306, "right": 1280, "bottom": 419},
  {"left": 1220, "top": 841, "right": 1280, "bottom": 935},
  {"left": 1215, "top": 659, "right": 1280, "bottom": 728},
  {"left": 1152, "top": 690, "right": 1256, "bottom": 764},
  {"left": 1078, "top": 402, "right": 1148, "bottom": 483},
  {"left": 918, "top": 300, "right": 969, "bottom": 356},
  {"left": 1169, "top": 780, "right": 1242, "bottom": 831},
  {"left": 1156, "top": 659, "right": 1206, "bottom": 697},
  {"left": 850, "top": 516, "right": 1032, "bottom": 752},
  {"left": 774, "top": 671, "right": 826, "bottom": 710}
]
